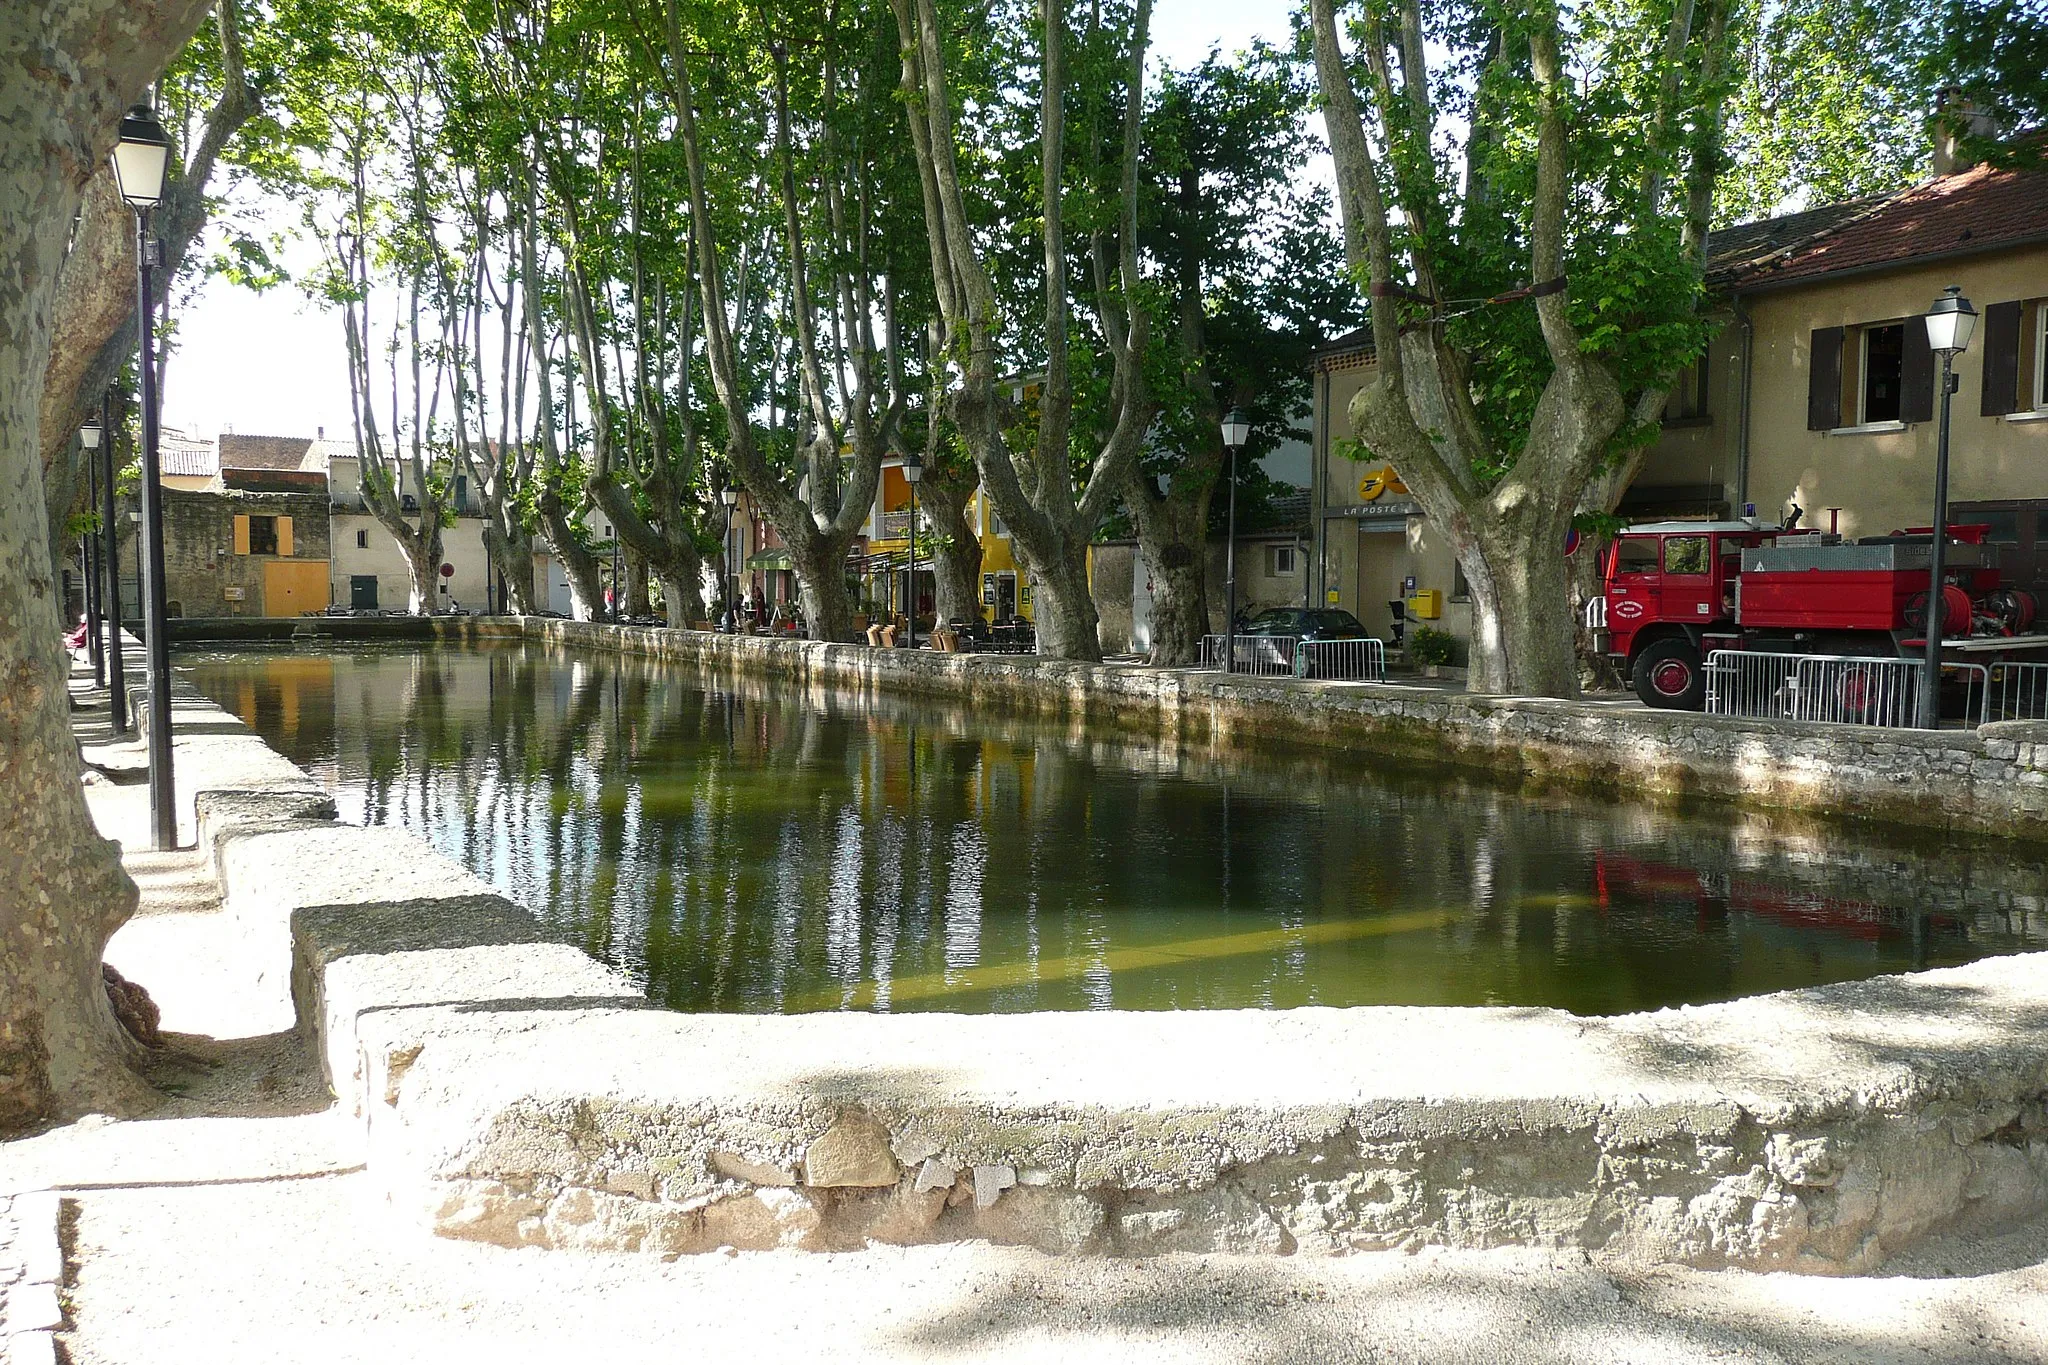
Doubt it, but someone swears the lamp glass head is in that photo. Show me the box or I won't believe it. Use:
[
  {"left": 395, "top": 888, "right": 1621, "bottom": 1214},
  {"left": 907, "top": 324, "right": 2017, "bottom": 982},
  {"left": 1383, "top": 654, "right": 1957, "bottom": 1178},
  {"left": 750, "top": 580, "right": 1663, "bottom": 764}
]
[
  {"left": 110, "top": 105, "right": 171, "bottom": 208},
  {"left": 1924, "top": 285, "right": 1978, "bottom": 354},
  {"left": 720, "top": 487, "right": 740, "bottom": 507},
  {"left": 903, "top": 454, "right": 923, "bottom": 484},
  {"left": 79, "top": 421, "right": 102, "bottom": 450},
  {"left": 1220, "top": 408, "right": 1251, "bottom": 450}
]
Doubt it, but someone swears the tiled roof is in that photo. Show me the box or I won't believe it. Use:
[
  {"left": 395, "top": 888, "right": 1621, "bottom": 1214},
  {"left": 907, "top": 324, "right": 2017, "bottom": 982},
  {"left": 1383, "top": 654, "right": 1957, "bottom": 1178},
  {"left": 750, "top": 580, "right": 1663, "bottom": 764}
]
[
  {"left": 1242, "top": 488, "right": 1311, "bottom": 535},
  {"left": 1718, "top": 160, "right": 2048, "bottom": 291},
  {"left": 217, "top": 433, "right": 313, "bottom": 471},
  {"left": 159, "top": 446, "right": 218, "bottom": 478},
  {"left": 1702, "top": 195, "right": 1898, "bottom": 285}
]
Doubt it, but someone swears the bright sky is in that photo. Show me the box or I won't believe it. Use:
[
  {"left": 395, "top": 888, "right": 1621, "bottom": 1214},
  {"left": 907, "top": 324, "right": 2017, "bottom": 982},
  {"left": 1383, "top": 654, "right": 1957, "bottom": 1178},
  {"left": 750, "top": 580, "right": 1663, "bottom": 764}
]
[{"left": 159, "top": 0, "right": 1305, "bottom": 444}]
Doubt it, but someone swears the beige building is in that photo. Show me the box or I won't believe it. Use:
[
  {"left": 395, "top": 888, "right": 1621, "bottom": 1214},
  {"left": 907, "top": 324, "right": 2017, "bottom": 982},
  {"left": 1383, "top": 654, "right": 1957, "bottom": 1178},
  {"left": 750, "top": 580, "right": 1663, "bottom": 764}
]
[
  {"left": 1638, "top": 160, "right": 2048, "bottom": 591},
  {"left": 1311, "top": 156, "right": 2048, "bottom": 647}
]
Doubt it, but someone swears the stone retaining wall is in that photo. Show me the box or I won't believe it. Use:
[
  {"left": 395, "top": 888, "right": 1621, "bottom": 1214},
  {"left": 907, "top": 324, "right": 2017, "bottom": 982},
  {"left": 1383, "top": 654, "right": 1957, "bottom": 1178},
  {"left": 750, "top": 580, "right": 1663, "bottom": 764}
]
[
  {"left": 155, "top": 644, "right": 2048, "bottom": 1273},
  {"left": 446, "top": 620, "right": 2048, "bottom": 842}
]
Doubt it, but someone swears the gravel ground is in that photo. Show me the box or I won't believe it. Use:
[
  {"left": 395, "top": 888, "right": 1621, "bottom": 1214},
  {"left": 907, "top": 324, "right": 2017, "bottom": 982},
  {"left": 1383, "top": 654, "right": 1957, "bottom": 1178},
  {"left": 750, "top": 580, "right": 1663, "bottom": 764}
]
[{"left": 15, "top": 668, "right": 2048, "bottom": 1363}]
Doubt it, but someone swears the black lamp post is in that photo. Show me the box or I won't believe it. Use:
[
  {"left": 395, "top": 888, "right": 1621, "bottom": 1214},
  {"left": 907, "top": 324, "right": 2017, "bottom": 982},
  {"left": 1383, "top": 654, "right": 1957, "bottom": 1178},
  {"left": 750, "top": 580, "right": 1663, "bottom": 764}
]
[
  {"left": 1918, "top": 285, "right": 1977, "bottom": 729},
  {"left": 1220, "top": 407, "right": 1251, "bottom": 674},
  {"left": 78, "top": 423, "right": 105, "bottom": 685},
  {"left": 87, "top": 403, "right": 127, "bottom": 735},
  {"left": 903, "top": 453, "right": 923, "bottom": 649},
  {"left": 721, "top": 485, "right": 740, "bottom": 632},
  {"left": 113, "top": 104, "right": 177, "bottom": 848}
]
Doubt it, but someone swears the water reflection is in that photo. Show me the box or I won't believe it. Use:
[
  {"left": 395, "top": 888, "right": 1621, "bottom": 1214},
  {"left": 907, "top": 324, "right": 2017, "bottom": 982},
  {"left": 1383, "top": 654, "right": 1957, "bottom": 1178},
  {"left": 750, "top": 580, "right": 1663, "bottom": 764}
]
[{"left": 181, "top": 643, "right": 2048, "bottom": 1015}]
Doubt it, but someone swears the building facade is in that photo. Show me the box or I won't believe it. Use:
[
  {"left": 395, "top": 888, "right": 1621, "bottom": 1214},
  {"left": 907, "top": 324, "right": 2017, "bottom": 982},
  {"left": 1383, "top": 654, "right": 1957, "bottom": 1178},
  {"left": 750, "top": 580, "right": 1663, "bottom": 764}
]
[{"left": 1309, "top": 155, "right": 2048, "bottom": 652}]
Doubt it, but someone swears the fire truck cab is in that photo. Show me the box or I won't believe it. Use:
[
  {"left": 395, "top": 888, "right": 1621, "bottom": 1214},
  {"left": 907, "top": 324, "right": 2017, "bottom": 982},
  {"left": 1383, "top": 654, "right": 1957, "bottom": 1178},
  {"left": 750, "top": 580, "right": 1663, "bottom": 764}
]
[{"left": 1596, "top": 520, "right": 1776, "bottom": 709}]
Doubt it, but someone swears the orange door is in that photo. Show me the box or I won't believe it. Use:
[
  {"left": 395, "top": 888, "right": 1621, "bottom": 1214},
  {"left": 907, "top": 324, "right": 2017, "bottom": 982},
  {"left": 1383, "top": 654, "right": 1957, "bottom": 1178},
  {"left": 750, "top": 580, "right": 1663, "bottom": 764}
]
[{"left": 263, "top": 560, "right": 329, "bottom": 616}]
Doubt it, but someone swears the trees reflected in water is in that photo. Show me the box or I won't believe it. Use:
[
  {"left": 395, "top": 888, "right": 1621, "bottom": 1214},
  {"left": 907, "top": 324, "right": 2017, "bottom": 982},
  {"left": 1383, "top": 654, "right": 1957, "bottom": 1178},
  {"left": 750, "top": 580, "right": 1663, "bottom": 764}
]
[{"left": 184, "top": 645, "right": 2048, "bottom": 1015}]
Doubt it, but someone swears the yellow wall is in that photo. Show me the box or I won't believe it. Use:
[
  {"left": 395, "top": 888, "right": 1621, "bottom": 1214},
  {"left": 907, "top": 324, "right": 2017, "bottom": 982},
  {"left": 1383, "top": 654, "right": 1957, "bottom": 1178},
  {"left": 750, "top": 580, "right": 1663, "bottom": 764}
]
[{"left": 1739, "top": 245, "right": 2048, "bottom": 540}]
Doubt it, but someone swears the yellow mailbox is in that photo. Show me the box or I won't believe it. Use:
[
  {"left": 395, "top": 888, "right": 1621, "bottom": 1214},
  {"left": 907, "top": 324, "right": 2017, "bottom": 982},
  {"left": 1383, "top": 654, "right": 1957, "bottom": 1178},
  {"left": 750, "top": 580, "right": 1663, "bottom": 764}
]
[{"left": 1406, "top": 588, "right": 1443, "bottom": 620}]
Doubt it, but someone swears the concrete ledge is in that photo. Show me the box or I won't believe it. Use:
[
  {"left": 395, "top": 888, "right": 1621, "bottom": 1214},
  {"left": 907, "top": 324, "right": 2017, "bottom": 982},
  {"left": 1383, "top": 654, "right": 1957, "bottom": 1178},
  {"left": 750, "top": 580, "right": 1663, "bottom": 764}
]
[
  {"left": 152, "top": 629, "right": 2048, "bottom": 1272},
  {"left": 345, "top": 964, "right": 2048, "bottom": 1270}
]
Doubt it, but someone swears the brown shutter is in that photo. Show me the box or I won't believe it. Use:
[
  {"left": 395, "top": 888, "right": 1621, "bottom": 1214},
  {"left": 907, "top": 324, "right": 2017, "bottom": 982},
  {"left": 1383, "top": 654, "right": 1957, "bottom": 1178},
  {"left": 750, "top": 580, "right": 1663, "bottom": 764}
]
[
  {"left": 1900, "top": 319, "right": 1935, "bottom": 424},
  {"left": 277, "top": 515, "right": 294, "bottom": 557},
  {"left": 1808, "top": 327, "right": 1844, "bottom": 430},
  {"left": 1982, "top": 300, "right": 2023, "bottom": 416},
  {"left": 232, "top": 514, "right": 250, "bottom": 555}
]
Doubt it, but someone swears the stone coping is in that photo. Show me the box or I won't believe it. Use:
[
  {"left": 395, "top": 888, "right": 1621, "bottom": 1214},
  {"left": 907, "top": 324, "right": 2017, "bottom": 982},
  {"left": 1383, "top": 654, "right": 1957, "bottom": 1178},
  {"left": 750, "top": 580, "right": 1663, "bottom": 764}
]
[{"left": 150, "top": 633, "right": 2048, "bottom": 1272}]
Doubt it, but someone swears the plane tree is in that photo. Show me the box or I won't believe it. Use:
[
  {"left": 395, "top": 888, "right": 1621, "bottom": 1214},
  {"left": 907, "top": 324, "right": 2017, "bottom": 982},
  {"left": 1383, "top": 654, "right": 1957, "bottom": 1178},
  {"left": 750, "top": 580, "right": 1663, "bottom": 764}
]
[{"left": 1307, "top": 0, "right": 1739, "bottom": 695}]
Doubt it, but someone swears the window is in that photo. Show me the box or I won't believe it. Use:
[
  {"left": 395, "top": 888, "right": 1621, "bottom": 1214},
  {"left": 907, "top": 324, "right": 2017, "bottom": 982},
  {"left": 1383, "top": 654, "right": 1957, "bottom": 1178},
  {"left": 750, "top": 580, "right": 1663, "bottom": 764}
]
[
  {"left": 1664, "top": 536, "right": 1710, "bottom": 575},
  {"left": 1663, "top": 354, "right": 1711, "bottom": 425},
  {"left": 2036, "top": 304, "right": 2047, "bottom": 411},
  {"left": 248, "top": 515, "right": 278, "bottom": 556},
  {"left": 1859, "top": 323, "right": 1905, "bottom": 423},
  {"left": 1809, "top": 322, "right": 1932, "bottom": 430},
  {"left": 1267, "top": 544, "right": 1296, "bottom": 576},
  {"left": 1452, "top": 561, "right": 1470, "bottom": 601},
  {"left": 355, "top": 529, "right": 369, "bottom": 550},
  {"left": 455, "top": 474, "right": 468, "bottom": 508},
  {"left": 987, "top": 505, "right": 1007, "bottom": 538},
  {"left": 1613, "top": 539, "right": 1660, "bottom": 575}
]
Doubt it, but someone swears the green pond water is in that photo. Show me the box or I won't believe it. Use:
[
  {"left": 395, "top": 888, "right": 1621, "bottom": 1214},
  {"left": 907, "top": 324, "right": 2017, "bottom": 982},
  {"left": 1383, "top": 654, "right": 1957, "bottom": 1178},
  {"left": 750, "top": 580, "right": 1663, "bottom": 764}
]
[{"left": 180, "top": 642, "right": 2048, "bottom": 1015}]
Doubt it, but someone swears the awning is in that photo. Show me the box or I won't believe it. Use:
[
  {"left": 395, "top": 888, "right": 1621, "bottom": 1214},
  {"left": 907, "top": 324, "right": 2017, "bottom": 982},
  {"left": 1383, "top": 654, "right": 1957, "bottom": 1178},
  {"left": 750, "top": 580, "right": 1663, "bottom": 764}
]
[{"left": 746, "top": 549, "right": 793, "bottom": 570}]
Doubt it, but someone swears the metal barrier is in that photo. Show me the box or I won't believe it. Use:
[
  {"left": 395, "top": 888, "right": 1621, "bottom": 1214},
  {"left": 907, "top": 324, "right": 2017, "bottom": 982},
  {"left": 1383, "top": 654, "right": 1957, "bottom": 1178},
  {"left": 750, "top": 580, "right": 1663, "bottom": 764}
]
[
  {"left": 1971, "top": 659, "right": 2048, "bottom": 723},
  {"left": 1294, "top": 638, "right": 1387, "bottom": 681},
  {"left": 1198, "top": 633, "right": 1300, "bottom": 676},
  {"left": 1705, "top": 650, "right": 1993, "bottom": 728},
  {"left": 1583, "top": 596, "right": 1607, "bottom": 630}
]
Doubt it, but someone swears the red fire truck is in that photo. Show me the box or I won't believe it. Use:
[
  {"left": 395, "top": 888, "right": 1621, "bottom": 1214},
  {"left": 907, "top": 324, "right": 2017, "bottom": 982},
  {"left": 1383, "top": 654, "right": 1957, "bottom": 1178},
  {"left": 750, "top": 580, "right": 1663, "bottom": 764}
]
[{"left": 1591, "top": 517, "right": 2047, "bottom": 709}]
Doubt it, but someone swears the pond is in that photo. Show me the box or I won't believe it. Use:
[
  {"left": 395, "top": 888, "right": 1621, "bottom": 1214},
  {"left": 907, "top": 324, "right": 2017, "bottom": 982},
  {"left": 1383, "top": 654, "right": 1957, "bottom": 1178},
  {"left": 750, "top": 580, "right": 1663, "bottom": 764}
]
[{"left": 181, "top": 642, "right": 2048, "bottom": 1015}]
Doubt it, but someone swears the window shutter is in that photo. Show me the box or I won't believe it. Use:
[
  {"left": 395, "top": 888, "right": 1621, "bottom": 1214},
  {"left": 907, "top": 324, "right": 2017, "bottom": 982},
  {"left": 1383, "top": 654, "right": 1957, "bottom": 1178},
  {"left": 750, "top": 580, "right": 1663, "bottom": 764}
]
[
  {"left": 232, "top": 515, "right": 250, "bottom": 555},
  {"left": 1807, "top": 327, "right": 1844, "bottom": 430},
  {"left": 1982, "top": 300, "right": 2023, "bottom": 416},
  {"left": 1900, "top": 320, "right": 1935, "bottom": 425},
  {"left": 277, "top": 516, "right": 294, "bottom": 557}
]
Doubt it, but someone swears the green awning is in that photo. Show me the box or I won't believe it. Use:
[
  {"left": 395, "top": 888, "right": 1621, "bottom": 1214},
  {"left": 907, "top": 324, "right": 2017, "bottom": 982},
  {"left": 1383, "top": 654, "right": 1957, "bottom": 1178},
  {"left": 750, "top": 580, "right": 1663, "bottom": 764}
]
[{"left": 746, "top": 549, "right": 793, "bottom": 570}]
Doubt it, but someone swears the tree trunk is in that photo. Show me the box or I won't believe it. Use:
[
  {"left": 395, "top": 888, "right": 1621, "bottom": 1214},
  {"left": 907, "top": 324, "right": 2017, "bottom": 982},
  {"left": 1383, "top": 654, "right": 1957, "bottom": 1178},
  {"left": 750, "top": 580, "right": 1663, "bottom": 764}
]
[
  {"left": 916, "top": 476, "right": 982, "bottom": 625},
  {"left": 791, "top": 538, "right": 854, "bottom": 643},
  {"left": 1124, "top": 475, "right": 1215, "bottom": 667},
  {"left": 534, "top": 489, "right": 601, "bottom": 621},
  {"left": 482, "top": 513, "right": 536, "bottom": 614},
  {"left": 3, "top": 0, "right": 216, "bottom": 1134},
  {"left": 624, "top": 551, "right": 651, "bottom": 618},
  {"left": 1454, "top": 495, "right": 1583, "bottom": 697},
  {"left": 656, "top": 571, "right": 698, "bottom": 629},
  {"left": 404, "top": 532, "right": 442, "bottom": 615},
  {"left": 1023, "top": 544, "right": 1100, "bottom": 659}
]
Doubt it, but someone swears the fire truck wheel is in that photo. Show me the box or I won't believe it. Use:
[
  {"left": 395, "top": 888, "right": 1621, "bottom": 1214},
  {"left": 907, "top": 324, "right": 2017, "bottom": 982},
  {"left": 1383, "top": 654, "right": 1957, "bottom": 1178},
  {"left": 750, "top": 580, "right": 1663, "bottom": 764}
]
[{"left": 1631, "top": 637, "right": 1705, "bottom": 710}]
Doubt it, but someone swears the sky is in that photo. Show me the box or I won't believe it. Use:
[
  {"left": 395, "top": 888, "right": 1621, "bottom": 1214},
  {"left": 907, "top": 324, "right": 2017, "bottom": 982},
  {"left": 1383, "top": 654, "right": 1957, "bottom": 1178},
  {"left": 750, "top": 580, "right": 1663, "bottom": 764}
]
[{"left": 158, "top": 0, "right": 1306, "bottom": 445}]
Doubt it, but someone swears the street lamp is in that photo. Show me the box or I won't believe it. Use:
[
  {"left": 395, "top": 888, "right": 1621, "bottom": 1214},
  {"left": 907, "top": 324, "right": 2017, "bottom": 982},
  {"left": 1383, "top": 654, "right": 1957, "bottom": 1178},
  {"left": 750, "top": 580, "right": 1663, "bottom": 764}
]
[
  {"left": 903, "top": 453, "right": 923, "bottom": 650},
  {"left": 88, "top": 402, "right": 127, "bottom": 735},
  {"left": 1220, "top": 407, "right": 1251, "bottom": 675},
  {"left": 720, "top": 485, "right": 740, "bottom": 633},
  {"left": 1918, "top": 285, "right": 1977, "bottom": 729},
  {"left": 113, "top": 104, "right": 176, "bottom": 849},
  {"left": 77, "top": 422, "right": 105, "bottom": 686}
]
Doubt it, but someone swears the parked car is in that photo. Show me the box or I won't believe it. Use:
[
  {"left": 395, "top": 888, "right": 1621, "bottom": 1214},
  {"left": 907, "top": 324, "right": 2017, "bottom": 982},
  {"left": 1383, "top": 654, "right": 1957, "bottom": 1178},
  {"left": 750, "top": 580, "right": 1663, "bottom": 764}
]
[{"left": 1234, "top": 608, "right": 1382, "bottom": 678}]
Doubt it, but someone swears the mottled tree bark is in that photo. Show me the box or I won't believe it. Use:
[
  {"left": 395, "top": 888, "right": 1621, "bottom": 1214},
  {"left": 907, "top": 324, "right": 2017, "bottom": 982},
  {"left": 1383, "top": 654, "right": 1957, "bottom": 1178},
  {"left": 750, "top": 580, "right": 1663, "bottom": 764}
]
[
  {"left": 1124, "top": 473, "right": 1215, "bottom": 666},
  {"left": 915, "top": 474, "right": 982, "bottom": 626},
  {"left": 39, "top": 0, "right": 254, "bottom": 556},
  {"left": 2, "top": 0, "right": 216, "bottom": 1134}
]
